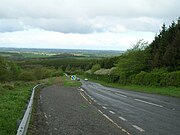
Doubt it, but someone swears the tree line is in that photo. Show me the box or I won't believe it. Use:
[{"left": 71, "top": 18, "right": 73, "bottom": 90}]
[{"left": 84, "top": 18, "right": 180, "bottom": 87}]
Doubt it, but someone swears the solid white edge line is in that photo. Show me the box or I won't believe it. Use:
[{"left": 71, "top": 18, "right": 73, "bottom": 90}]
[
  {"left": 132, "top": 125, "right": 145, "bottom": 132},
  {"left": 134, "top": 99, "right": 163, "bottom": 107},
  {"left": 118, "top": 116, "right": 127, "bottom": 121},
  {"left": 80, "top": 92, "right": 89, "bottom": 103},
  {"left": 79, "top": 88, "right": 130, "bottom": 134}
]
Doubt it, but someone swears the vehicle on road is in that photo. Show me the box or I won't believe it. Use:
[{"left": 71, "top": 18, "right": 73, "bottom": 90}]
[{"left": 84, "top": 78, "right": 88, "bottom": 81}]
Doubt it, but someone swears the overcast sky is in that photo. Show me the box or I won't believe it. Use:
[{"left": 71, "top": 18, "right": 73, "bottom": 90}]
[{"left": 0, "top": 0, "right": 179, "bottom": 50}]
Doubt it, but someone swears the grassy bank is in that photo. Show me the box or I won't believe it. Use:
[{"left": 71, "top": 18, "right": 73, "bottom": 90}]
[
  {"left": 0, "top": 82, "right": 35, "bottom": 135},
  {"left": 80, "top": 76, "right": 180, "bottom": 98},
  {"left": 40, "top": 75, "right": 82, "bottom": 87}
]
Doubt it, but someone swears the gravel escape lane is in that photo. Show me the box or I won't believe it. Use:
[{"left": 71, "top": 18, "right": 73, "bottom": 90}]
[{"left": 29, "top": 85, "right": 127, "bottom": 135}]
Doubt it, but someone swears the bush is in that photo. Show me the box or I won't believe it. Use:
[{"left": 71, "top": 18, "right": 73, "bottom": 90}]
[
  {"left": 0, "top": 84, "right": 6, "bottom": 95},
  {"left": 2, "top": 84, "right": 14, "bottom": 90},
  {"left": 160, "top": 71, "right": 180, "bottom": 87},
  {"left": 51, "top": 68, "right": 64, "bottom": 77},
  {"left": 134, "top": 71, "right": 147, "bottom": 85},
  {"left": 19, "top": 71, "right": 36, "bottom": 81},
  {"left": 91, "top": 64, "right": 101, "bottom": 73},
  {"left": 132, "top": 70, "right": 180, "bottom": 87},
  {"left": 118, "top": 73, "right": 128, "bottom": 84}
]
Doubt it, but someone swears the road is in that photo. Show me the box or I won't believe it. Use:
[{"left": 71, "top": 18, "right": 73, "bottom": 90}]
[
  {"left": 29, "top": 85, "right": 128, "bottom": 135},
  {"left": 81, "top": 80, "right": 180, "bottom": 135}
]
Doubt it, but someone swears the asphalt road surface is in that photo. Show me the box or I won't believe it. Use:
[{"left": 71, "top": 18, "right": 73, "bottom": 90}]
[
  {"left": 81, "top": 80, "right": 180, "bottom": 135},
  {"left": 29, "top": 85, "right": 128, "bottom": 135}
]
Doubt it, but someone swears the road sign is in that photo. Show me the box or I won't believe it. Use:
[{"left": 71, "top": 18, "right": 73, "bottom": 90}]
[{"left": 71, "top": 75, "right": 76, "bottom": 80}]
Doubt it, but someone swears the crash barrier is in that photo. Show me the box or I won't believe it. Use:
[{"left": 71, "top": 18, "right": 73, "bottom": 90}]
[{"left": 16, "top": 83, "right": 44, "bottom": 135}]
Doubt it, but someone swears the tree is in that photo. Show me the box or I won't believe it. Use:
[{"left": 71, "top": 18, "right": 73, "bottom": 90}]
[
  {"left": 0, "top": 56, "right": 10, "bottom": 82},
  {"left": 148, "top": 18, "right": 180, "bottom": 70},
  {"left": 116, "top": 40, "right": 149, "bottom": 76},
  {"left": 91, "top": 64, "right": 101, "bottom": 73}
]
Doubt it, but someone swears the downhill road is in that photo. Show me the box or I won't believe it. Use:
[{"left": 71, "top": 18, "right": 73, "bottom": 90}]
[{"left": 81, "top": 80, "right": 180, "bottom": 135}]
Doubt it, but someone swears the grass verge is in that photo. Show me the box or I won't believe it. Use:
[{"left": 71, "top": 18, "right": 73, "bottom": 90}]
[
  {"left": 0, "top": 82, "right": 35, "bottom": 135},
  {"left": 39, "top": 75, "right": 82, "bottom": 87},
  {"left": 80, "top": 76, "right": 180, "bottom": 98}
]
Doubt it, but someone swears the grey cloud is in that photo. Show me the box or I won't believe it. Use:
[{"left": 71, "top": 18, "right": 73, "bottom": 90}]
[{"left": 0, "top": 0, "right": 179, "bottom": 33}]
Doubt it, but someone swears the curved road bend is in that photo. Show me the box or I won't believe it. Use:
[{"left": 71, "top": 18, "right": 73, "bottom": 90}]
[
  {"left": 81, "top": 80, "right": 180, "bottom": 135},
  {"left": 30, "top": 85, "right": 128, "bottom": 135}
]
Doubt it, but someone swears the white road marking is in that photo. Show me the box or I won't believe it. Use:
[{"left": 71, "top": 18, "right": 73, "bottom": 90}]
[
  {"left": 115, "top": 93, "right": 127, "bottom": 98},
  {"left": 132, "top": 125, "right": 145, "bottom": 132},
  {"left": 134, "top": 99, "right": 163, "bottom": 107},
  {"left": 54, "top": 128, "right": 57, "bottom": 131},
  {"left": 46, "top": 121, "right": 49, "bottom": 125},
  {"left": 80, "top": 92, "right": 89, "bottom": 102},
  {"left": 102, "top": 106, "right": 107, "bottom": 109},
  {"left": 119, "top": 116, "right": 127, "bottom": 121},
  {"left": 44, "top": 113, "right": 48, "bottom": 119},
  {"left": 98, "top": 109, "right": 131, "bottom": 135},
  {"left": 109, "top": 111, "right": 115, "bottom": 114},
  {"left": 80, "top": 88, "right": 84, "bottom": 92}
]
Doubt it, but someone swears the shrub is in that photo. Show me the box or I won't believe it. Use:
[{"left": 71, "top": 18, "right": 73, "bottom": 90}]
[
  {"left": 161, "top": 71, "right": 180, "bottom": 87},
  {"left": 0, "top": 84, "right": 6, "bottom": 95},
  {"left": 2, "top": 84, "right": 14, "bottom": 90},
  {"left": 133, "top": 70, "right": 180, "bottom": 87},
  {"left": 91, "top": 64, "right": 101, "bottom": 73},
  {"left": 19, "top": 71, "right": 36, "bottom": 81},
  {"left": 134, "top": 71, "right": 147, "bottom": 85},
  {"left": 51, "top": 68, "right": 64, "bottom": 77}
]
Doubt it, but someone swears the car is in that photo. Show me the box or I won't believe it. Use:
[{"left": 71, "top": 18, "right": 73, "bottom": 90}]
[
  {"left": 76, "top": 78, "right": 80, "bottom": 81},
  {"left": 84, "top": 78, "right": 88, "bottom": 81}
]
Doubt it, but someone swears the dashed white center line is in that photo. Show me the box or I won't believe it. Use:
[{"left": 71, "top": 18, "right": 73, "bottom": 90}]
[
  {"left": 118, "top": 116, "right": 127, "bottom": 121},
  {"left": 97, "top": 109, "right": 131, "bottom": 135},
  {"left": 109, "top": 111, "right": 115, "bottom": 114},
  {"left": 102, "top": 106, "right": 107, "bottom": 109},
  {"left": 132, "top": 125, "right": 145, "bottom": 132},
  {"left": 44, "top": 112, "right": 48, "bottom": 119},
  {"left": 115, "top": 93, "right": 127, "bottom": 98},
  {"left": 134, "top": 99, "right": 163, "bottom": 107}
]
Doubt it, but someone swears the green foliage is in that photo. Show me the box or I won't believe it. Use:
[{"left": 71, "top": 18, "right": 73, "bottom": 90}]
[
  {"left": 1, "top": 84, "right": 15, "bottom": 90},
  {"left": 0, "top": 56, "right": 21, "bottom": 82},
  {"left": 132, "top": 69, "right": 180, "bottom": 87},
  {"left": 0, "top": 56, "right": 11, "bottom": 81},
  {"left": 51, "top": 68, "right": 64, "bottom": 77},
  {"left": 19, "top": 71, "right": 36, "bottom": 81},
  {"left": 116, "top": 40, "right": 149, "bottom": 76},
  {"left": 91, "top": 64, "right": 101, "bottom": 73},
  {"left": 0, "top": 84, "right": 32, "bottom": 135},
  {"left": 149, "top": 18, "right": 180, "bottom": 70},
  {"left": 19, "top": 67, "right": 64, "bottom": 81}
]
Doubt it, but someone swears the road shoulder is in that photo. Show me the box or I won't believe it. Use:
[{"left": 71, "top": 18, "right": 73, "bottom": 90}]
[{"left": 28, "top": 85, "right": 127, "bottom": 135}]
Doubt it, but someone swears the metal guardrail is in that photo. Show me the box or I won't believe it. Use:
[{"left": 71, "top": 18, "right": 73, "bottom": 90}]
[{"left": 16, "top": 84, "right": 44, "bottom": 135}]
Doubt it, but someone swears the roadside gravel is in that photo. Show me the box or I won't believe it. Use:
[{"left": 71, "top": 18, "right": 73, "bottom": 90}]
[{"left": 28, "top": 85, "right": 126, "bottom": 135}]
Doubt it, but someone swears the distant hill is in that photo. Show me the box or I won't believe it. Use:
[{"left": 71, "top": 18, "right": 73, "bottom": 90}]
[{"left": 0, "top": 47, "right": 124, "bottom": 59}]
